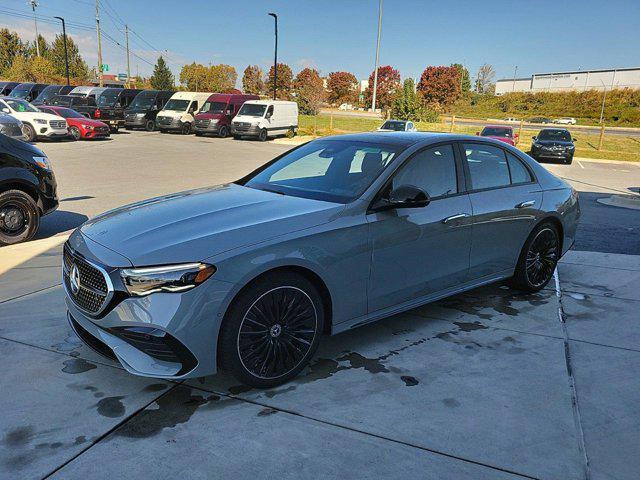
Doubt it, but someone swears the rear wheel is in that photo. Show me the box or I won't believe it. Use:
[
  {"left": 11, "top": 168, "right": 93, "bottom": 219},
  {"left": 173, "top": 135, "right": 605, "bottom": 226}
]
[
  {"left": 286, "top": 127, "right": 296, "bottom": 138},
  {"left": 69, "top": 126, "right": 82, "bottom": 141},
  {"left": 258, "top": 128, "right": 268, "bottom": 142},
  {"left": 0, "top": 190, "right": 40, "bottom": 246},
  {"left": 510, "top": 222, "right": 560, "bottom": 292},
  {"left": 218, "top": 125, "right": 229, "bottom": 138},
  {"left": 23, "top": 123, "right": 36, "bottom": 142},
  {"left": 219, "top": 271, "right": 324, "bottom": 388},
  {"left": 145, "top": 120, "right": 155, "bottom": 132}
]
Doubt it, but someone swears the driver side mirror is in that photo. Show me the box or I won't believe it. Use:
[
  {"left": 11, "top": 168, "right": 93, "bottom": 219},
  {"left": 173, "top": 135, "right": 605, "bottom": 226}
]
[
  {"left": 532, "top": 136, "right": 537, "bottom": 141},
  {"left": 372, "top": 185, "right": 430, "bottom": 212},
  {"left": 266, "top": 110, "right": 273, "bottom": 119}
]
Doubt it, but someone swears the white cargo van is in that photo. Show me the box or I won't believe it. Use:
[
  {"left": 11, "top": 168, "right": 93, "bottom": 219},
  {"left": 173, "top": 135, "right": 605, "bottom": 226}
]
[
  {"left": 231, "top": 100, "right": 298, "bottom": 141},
  {"left": 156, "top": 91, "right": 212, "bottom": 134},
  {"left": 68, "top": 86, "right": 108, "bottom": 100}
]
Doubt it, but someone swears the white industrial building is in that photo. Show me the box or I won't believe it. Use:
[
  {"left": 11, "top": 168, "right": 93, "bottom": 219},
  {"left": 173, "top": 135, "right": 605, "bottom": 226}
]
[{"left": 495, "top": 67, "right": 640, "bottom": 95}]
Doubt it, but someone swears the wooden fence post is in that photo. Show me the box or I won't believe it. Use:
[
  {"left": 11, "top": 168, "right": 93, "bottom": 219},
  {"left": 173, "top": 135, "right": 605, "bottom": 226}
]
[
  {"left": 517, "top": 120, "right": 524, "bottom": 145},
  {"left": 449, "top": 115, "right": 455, "bottom": 133},
  {"left": 598, "top": 123, "right": 605, "bottom": 151}
]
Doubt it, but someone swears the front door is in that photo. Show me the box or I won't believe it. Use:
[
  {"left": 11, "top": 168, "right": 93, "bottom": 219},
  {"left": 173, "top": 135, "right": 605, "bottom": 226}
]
[
  {"left": 367, "top": 143, "right": 473, "bottom": 313},
  {"left": 460, "top": 142, "right": 543, "bottom": 279}
]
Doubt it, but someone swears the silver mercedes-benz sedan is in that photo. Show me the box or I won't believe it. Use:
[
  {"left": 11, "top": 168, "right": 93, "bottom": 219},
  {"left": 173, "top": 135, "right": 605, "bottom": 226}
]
[{"left": 63, "top": 132, "right": 580, "bottom": 387}]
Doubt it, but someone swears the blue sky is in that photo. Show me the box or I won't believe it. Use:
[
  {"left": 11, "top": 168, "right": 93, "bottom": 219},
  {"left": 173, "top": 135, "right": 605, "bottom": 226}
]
[{"left": 1, "top": 0, "right": 639, "bottom": 84}]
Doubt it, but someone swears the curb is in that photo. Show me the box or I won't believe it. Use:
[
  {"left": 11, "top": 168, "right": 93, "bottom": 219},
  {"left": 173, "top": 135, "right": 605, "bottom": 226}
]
[{"left": 596, "top": 195, "right": 640, "bottom": 210}]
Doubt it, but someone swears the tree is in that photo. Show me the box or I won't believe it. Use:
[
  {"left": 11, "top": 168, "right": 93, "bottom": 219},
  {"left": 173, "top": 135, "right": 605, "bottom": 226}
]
[
  {"left": 294, "top": 68, "right": 325, "bottom": 115},
  {"left": 451, "top": 63, "right": 471, "bottom": 92},
  {"left": 48, "top": 34, "right": 88, "bottom": 81},
  {"left": 0, "top": 29, "right": 25, "bottom": 75},
  {"left": 207, "top": 64, "right": 237, "bottom": 92},
  {"left": 475, "top": 63, "right": 496, "bottom": 94},
  {"left": 391, "top": 78, "right": 420, "bottom": 121},
  {"left": 417, "top": 66, "right": 461, "bottom": 107},
  {"left": 179, "top": 62, "right": 208, "bottom": 91},
  {"left": 265, "top": 63, "right": 293, "bottom": 99},
  {"left": 364, "top": 65, "right": 401, "bottom": 111},
  {"left": 242, "top": 65, "right": 264, "bottom": 95},
  {"left": 150, "top": 56, "right": 175, "bottom": 90},
  {"left": 5, "top": 55, "right": 57, "bottom": 83},
  {"left": 327, "top": 71, "right": 358, "bottom": 105},
  {"left": 24, "top": 34, "right": 50, "bottom": 59}
]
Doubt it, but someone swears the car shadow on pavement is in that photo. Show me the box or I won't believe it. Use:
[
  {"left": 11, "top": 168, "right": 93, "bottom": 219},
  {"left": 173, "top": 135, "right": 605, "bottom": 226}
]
[{"left": 35, "top": 211, "right": 88, "bottom": 239}]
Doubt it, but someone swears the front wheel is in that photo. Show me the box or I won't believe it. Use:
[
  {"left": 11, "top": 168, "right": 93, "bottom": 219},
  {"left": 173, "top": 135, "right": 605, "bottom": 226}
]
[
  {"left": 23, "top": 123, "right": 36, "bottom": 142},
  {"left": 69, "top": 126, "right": 82, "bottom": 141},
  {"left": 510, "top": 222, "right": 560, "bottom": 292},
  {"left": 145, "top": 120, "right": 155, "bottom": 132},
  {"left": 181, "top": 122, "right": 192, "bottom": 135},
  {"left": 564, "top": 155, "right": 573, "bottom": 165},
  {"left": 218, "top": 125, "right": 229, "bottom": 138},
  {"left": 0, "top": 190, "right": 40, "bottom": 246},
  {"left": 258, "top": 128, "right": 268, "bottom": 142},
  {"left": 219, "top": 271, "right": 324, "bottom": 388}
]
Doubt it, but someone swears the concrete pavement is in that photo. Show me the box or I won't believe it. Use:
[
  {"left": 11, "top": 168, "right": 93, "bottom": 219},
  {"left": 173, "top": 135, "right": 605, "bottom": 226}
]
[{"left": 1, "top": 239, "right": 638, "bottom": 479}]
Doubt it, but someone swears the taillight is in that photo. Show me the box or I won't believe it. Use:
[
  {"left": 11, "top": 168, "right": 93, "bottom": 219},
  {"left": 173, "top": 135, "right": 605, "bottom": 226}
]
[{"left": 95, "top": 109, "right": 101, "bottom": 118}]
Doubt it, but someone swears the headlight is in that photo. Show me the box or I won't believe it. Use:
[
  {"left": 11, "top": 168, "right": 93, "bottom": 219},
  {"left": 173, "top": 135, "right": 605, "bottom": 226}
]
[
  {"left": 32, "top": 156, "right": 51, "bottom": 170},
  {"left": 120, "top": 263, "right": 216, "bottom": 297},
  {"left": 34, "top": 118, "right": 47, "bottom": 124},
  {"left": 82, "top": 124, "right": 95, "bottom": 130},
  {"left": 137, "top": 113, "right": 145, "bottom": 117}
]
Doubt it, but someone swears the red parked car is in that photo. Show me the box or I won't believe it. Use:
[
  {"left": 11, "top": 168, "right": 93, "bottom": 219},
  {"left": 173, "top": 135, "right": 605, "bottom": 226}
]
[
  {"left": 477, "top": 125, "right": 518, "bottom": 146},
  {"left": 37, "top": 105, "right": 110, "bottom": 140}
]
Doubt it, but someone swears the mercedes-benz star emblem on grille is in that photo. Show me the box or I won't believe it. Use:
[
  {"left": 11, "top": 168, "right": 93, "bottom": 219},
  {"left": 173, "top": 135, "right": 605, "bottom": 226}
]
[{"left": 70, "top": 263, "right": 81, "bottom": 295}]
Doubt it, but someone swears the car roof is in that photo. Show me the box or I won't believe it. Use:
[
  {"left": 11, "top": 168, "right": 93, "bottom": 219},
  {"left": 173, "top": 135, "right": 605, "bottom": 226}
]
[
  {"left": 483, "top": 124, "right": 512, "bottom": 129},
  {"left": 540, "top": 127, "right": 570, "bottom": 132},
  {"left": 320, "top": 131, "right": 491, "bottom": 147}
]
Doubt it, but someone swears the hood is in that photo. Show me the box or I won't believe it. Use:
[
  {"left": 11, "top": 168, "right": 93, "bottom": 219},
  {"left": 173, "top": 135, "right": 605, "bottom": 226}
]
[
  {"left": 535, "top": 139, "right": 573, "bottom": 146},
  {"left": 0, "top": 114, "right": 22, "bottom": 126},
  {"left": 232, "top": 115, "right": 261, "bottom": 124},
  {"left": 71, "top": 117, "right": 108, "bottom": 127},
  {"left": 158, "top": 110, "right": 185, "bottom": 118},
  {"left": 80, "top": 183, "right": 343, "bottom": 266},
  {"left": 12, "top": 111, "right": 63, "bottom": 122},
  {"left": 195, "top": 112, "right": 224, "bottom": 120},
  {"left": 0, "top": 133, "right": 44, "bottom": 155}
]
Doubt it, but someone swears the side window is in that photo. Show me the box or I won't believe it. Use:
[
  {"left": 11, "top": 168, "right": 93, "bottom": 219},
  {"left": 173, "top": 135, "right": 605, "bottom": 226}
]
[
  {"left": 391, "top": 144, "right": 458, "bottom": 198},
  {"left": 266, "top": 105, "right": 274, "bottom": 117},
  {"left": 189, "top": 101, "right": 198, "bottom": 112},
  {"left": 463, "top": 143, "right": 510, "bottom": 190},
  {"left": 506, "top": 152, "right": 533, "bottom": 184}
]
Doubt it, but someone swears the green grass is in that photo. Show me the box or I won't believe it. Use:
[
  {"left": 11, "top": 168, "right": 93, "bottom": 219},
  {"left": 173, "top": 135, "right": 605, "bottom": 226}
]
[{"left": 299, "top": 114, "right": 640, "bottom": 162}]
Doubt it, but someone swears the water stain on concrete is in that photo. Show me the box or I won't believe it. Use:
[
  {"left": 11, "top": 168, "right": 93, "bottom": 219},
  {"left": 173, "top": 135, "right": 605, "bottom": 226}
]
[
  {"left": 143, "top": 383, "right": 169, "bottom": 393},
  {"left": 62, "top": 358, "right": 97, "bottom": 374},
  {"left": 443, "top": 398, "right": 460, "bottom": 408},
  {"left": 51, "top": 334, "right": 83, "bottom": 355},
  {"left": 257, "top": 407, "right": 278, "bottom": 417},
  {"left": 3, "top": 426, "right": 35, "bottom": 447},
  {"left": 453, "top": 321, "right": 489, "bottom": 332},
  {"left": 228, "top": 384, "right": 253, "bottom": 395},
  {"left": 96, "top": 396, "right": 126, "bottom": 418},
  {"left": 74, "top": 436, "right": 86, "bottom": 445},
  {"left": 264, "top": 385, "right": 296, "bottom": 398},
  {"left": 337, "top": 352, "right": 389, "bottom": 374},
  {"left": 401, "top": 375, "right": 419, "bottom": 386}
]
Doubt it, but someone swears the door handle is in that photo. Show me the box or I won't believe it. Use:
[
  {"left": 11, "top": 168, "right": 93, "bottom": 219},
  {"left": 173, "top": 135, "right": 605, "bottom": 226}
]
[
  {"left": 442, "top": 213, "right": 469, "bottom": 224},
  {"left": 515, "top": 200, "right": 536, "bottom": 209}
]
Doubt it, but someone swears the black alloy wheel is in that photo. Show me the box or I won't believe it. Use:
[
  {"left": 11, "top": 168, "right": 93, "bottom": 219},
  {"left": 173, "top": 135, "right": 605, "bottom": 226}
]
[
  {"left": 218, "top": 125, "right": 229, "bottom": 138},
  {"left": 511, "top": 222, "right": 560, "bottom": 292},
  {"left": 0, "top": 190, "right": 40, "bottom": 246},
  {"left": 219, "top": 272, "right": 324, "bottom": 388}
]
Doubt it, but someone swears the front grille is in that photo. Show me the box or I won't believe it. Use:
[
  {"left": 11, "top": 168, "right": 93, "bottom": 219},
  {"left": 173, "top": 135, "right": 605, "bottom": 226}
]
[
  {"left": 63, "top": 243, "right": 111, "bottom": 315},
  {"left": 233, "top": 122, "right": 251, "bottom": 132},
  {"left": 95, "top": 126, "right": 109, "bottom": 134},
  {"left": 195, "top": 119, "right": 210, "bottom": 128},
  {"left": 157, "top": 116, "right": 175, "bottom": 126},
  {"left": 49, "top": 119, "right": 66, "bottom": 129}
]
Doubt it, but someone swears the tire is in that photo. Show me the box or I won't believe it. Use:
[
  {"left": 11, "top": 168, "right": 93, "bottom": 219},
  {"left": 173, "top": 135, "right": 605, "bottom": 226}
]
[
  {"left": 218, "top": 125, "right": 229, "bottom": 138},
  {"left": 233, "top": 134, "right": 241, "bottom": 140},
  {"left": 125, "top": 126, "right": 133, "bottom": 131},
  {"left": 160, "top": 129, "right": 168, "bottom": 134},
  {"left": 181, "top": 122, "right": 192, "bottom": 135},
  {"left": 69, "top": 126, "right": 81, "bottom": 141},
  {"left": 564, "top": 155, "right": 573, "bottom": 165},
  {"left": 0, "top": 190, "right": 40, "bottom": 246},
  {"left": 258, "top": 128, "right": 268, "bottom": 142},
  {"left": 510, "top": 221, "right": 560, "bottom": 292},
  {"left": 286, "top": 127, "right": 295, "bottom": 138},
  {"left": 23, "top": 123, "right": 36, "bottom": 142},
  {"left": 219, "top": 271, "right": 325, "bottom": 388},
  {"left": 194, "top": 132, "right": 202, "bottom": 137},
  {"left": 145, "top": 120, "right": 155, "bottom": 132}
]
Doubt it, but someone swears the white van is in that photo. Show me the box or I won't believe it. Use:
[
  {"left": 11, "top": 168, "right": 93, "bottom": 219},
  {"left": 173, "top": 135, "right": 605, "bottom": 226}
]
[
  {"left": 69, "top": 86, "right": 108, "bottom": 100},
  {"left": 231, "top": 100, "right": 298, "bottom": 141},
  {"left": 156, "top": 91, "right": 212, "bottom": 134}
]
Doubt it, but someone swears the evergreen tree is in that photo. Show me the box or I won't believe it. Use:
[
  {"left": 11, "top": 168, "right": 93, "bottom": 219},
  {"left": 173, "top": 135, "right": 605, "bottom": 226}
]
[
  {"left": 48, "top": 34, "right": 89, "bottom": 81},
  {"left": 150, "top": 56, "right": 175, "bottom": 90},
  {"left": 0, "top": 29, "right": 26, "bottom": 75},
  {"left": 451, "top": 63, "right": 471, "bottom": 92}
]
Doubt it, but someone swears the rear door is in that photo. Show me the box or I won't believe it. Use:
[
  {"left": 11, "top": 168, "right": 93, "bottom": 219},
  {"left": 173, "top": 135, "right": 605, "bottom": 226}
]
[
  {"left": 460, "top": 142, "right": 542, "bottom": 279},
  {"left": 367, "top": 143, "right": 473, "bottom": 312}
]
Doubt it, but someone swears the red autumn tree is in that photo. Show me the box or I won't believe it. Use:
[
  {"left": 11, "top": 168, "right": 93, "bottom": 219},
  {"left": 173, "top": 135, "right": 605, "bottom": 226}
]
[
  {"left": 293, "top": 68, "right": 326, "bottom": 115},
  {"left": 417, "top": 65, "right": 461, "bottom": 107},
  {"left": 364, "top": 65, "right": 401, "bottom": 111},
  {"left": 327, "top": 71, "right": 358, "bottom": 105}
]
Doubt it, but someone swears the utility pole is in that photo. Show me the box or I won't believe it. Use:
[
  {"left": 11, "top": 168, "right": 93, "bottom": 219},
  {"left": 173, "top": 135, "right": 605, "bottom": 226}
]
[
  {"left": 371, "top": 0, "right": 383, "bottom": 112},
  {"left": 512, "top": 65, "right": 518, "bottom": 93},
  {"left": 54, "top": 17, "right": 70, "bottom": 85},
  {"left": 30, "top": 0, "right": 40, "bottom": 57},
  {"left": 95, "top": 0, "right": 104, "bottom": 86},
  {"left": 125, "top": 25, "right": 131, "bottom": 88},
  {"left": 268, "top": 13, "right": 278, "bottom": 100}
]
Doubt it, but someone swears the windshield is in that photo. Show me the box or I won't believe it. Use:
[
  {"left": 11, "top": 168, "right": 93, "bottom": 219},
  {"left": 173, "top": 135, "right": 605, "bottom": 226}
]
[
  {"left": 52, "top": 108, "right": 84, "bottom": 119},
  {"left": 50, "top": 96, "right": 71, "bottom": 106},
  {"left": 97, "top": 90, "right": 121, "bottom": 107},
  {"left": 129, "top": 93, "right": 156, "bottom": 110},
  {"left": 481, "top": 127, "right": 512, "bottom": 137},
  {"left": 380, "top": 121, "right": 406, "bottom": 131},
  {"left": 163, "top": 99, "right": 190, "bottom": 111},
  {"left": 538, "top": 129, "right": 572, "bottom": 141},
  {"left": 238, "top": 103, "right": 266, "bottom": 117},
  {"left": 242, "top": 140, "right": 402, "bottom": 203},
  {"left": 4, "top": 98, "right": 38, "bottom": 112},
  {"left": 200, "top": 101, "right": 226, "bottom": 114},
  {"left": 8, "top": 85, "right": 31, "bottom": 98},
  {"left": 34, "top": 86, "right": 60, "bottom": 102}
]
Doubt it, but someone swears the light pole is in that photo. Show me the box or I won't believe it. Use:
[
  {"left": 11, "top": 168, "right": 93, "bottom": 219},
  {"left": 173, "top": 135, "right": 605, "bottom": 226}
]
[
  {"left": 371, "top": 0, "right": 383, "bottom": 112},
  {"left": 54, "top": 16, "right": 70, "bottom": 86},
  {"left": 268, "top": 13, "right": 278, "bottom": 100},
  {"left": 512, "top": 65, "right": 518, "bottom": 93},
  {"left": 30, "top": 0, "right": 40, "bottom": 57}
]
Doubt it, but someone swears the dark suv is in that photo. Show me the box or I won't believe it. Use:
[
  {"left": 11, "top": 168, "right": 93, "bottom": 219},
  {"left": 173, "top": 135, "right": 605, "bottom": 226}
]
[
  {"left": 530, "top": 128, "right": 576, "bottom": 165},
  {"left": 0, "top": 133, "right": 58, "bottom": 245}
]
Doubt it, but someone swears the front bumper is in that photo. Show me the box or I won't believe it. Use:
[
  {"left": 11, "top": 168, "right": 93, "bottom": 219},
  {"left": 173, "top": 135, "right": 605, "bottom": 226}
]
[
  {"left": 63, "top": 241, "right": 234, "bottom": 379},
  {"left": 38, "top": 128, "right": 69, "bottom": 139},
  {"left": 231, "top": 123, "right": 260, "bottom": 137},
  {"left": 102, "top": 119, "right": 124, "bottom": 128},
  {"left": 531, "top": 147, "right": 574, "bottom": 160},
  {"left": 124, "top": 115, "right": 147, "bottom": 127},
  {"left": 194, "top": 119, "right": 221, "bottom": 133},
  {"left": 157, "top": 117, "right": 183, "bottom": 131}
]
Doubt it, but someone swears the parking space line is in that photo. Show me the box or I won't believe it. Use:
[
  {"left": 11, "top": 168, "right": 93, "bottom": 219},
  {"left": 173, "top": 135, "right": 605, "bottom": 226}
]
[
  {"left": 0, "top": 283, "right": 61, "bottom": 304},
  {"left": 577, "top": 161, "right": 585, "bottom": 169}
]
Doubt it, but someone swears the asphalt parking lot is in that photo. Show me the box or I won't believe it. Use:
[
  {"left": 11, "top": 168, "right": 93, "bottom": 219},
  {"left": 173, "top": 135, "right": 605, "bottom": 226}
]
[{"left": 1, "top": 132, "right": 639, "bottom": 479}]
